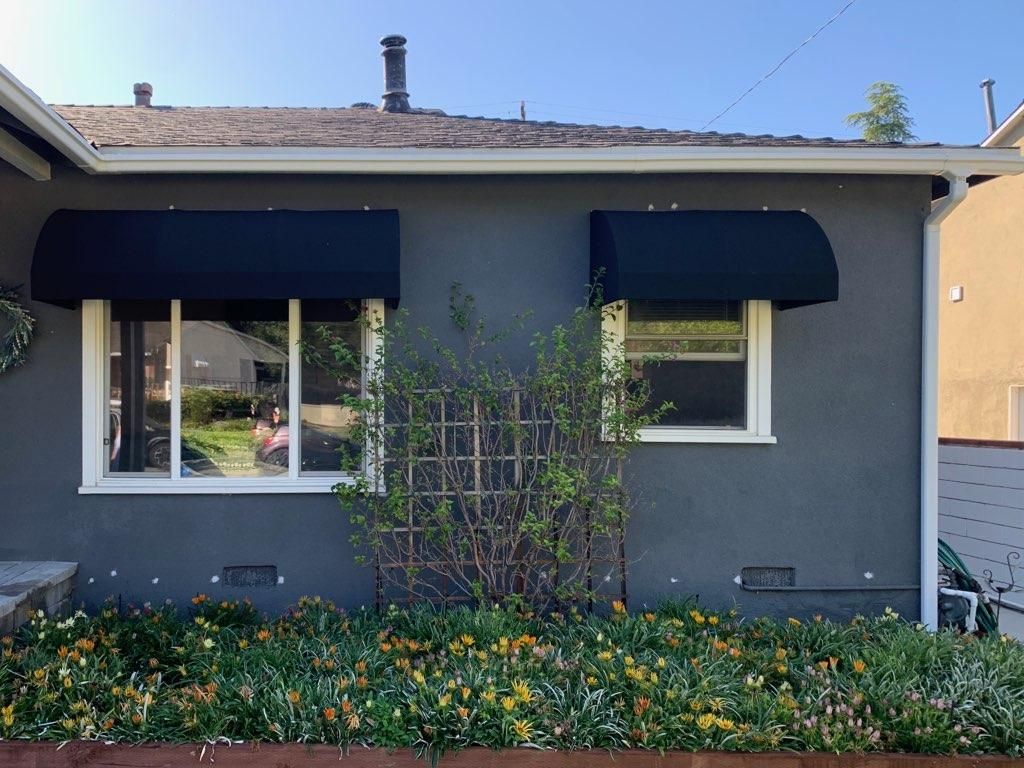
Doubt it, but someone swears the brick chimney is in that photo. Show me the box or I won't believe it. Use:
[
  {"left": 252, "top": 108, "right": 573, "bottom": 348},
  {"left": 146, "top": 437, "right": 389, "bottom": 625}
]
[{"left": 133, "top": 82, "right": 153, "bottom": 107}]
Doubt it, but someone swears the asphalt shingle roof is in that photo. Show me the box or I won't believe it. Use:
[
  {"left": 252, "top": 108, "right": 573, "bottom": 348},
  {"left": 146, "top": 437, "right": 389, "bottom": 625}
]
[{"left": 51, "top": 105, "right": 945, "bottom": 150}]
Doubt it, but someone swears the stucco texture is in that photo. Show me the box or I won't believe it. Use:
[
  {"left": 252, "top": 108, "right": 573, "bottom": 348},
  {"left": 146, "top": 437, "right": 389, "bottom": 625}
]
[
  {"left": 939, "top": 135, "right": 1024, "bottom": 441},
  {"left": 0, "top": 164, "right": 930, "bottom": 619}
]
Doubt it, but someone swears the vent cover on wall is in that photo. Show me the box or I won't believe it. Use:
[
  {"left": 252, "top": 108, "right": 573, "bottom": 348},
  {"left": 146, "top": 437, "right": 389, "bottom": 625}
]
[
  {"left": 221, "top": 565, "right": 278, "bottom": 588},
  {"left": 741, "top": 566, "right": 795, "bottom": 588}
]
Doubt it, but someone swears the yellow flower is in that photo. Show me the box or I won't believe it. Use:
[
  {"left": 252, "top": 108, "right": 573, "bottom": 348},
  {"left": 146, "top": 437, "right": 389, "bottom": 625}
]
[
  {"left": 475, "top": 650, "right": 488, "bottom": 662},
  {"left": 696, "top": 713, "right": 716, "bottom": 730},
  {"left": 611, "top": 600, "right": 627, "bottom": 615},
  {"left": 643, "top": 612, "right": 656, "bottom": 623},
  {"left": 63, "top": 676, "right": 73, "bottom": 689},
  {"left": 501, "top": 696, "right": 517, "bottom": 712},
  {"left": 482, "top": 690, "right": 496, "bottom": 703},
  {"left": 586, "top": 675, "right": 598, "bottom": 686},
  {"left": 460, "top": 634, "right": 475, "bottom": 647},
  {"left": 286, "top": 690, "right": 301, "bottom": 705},
  {"left": 689, "top": 610, "right": 706, "bottom": 625},
  {"left": 237, "top": 639, "right": 249, "bottom": 650},
  {"left": 438, "top": 694, "right": 452, "bottom": 708},
  {"left": 656, "top": 656, "right": 667, "bottom": 669},
  {"left": 775, "top": 663, "right": 788, "bottom": 674},
  {"left": 708, "top": 697, "right": 726, "bottom": 713},
  {"left": 2, "top": 704, "right": 14, "bottom": 727},
  {"left": 623, "top": 655, "right": 635, "bottom": 667},
  {"left": 787, "top": 617, "right": 801, "bottom": 627},
  {"left": 512, "top": 719, "right": 534, "bottom": 742},
  {"left": 597, "top": 651, "right": 614, "bottom": 663},
  {"left": 715, "top": 717, "right": 735, "bottom": 731},
  {"left": 689, "top": 698, "right": 704, "bottom": 711},
  {"left": 512, "top": 679, "right": 533, "bottom": 703},
  {"left": 461, "top": 686, "right": 472, "bottom": 700},
  {"left": 412, "top": 670, "right": 426, "bottom": 685},
  {"left": 774, "top": 647, "right": 787, "bottom": 661},
  {"left": 708, "top": 615, "right": 720, "bottom": 626},
  {"left": 853, "top": 659, "right": 867, "bottom": 674}
]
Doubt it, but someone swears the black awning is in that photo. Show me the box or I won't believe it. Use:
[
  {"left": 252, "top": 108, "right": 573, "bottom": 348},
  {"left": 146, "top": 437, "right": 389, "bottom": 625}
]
[
  {"left": 590, "top": 210, "right": 838, "bottom": 309},
  {"left": 32, "top": 209, "right": 400, "bottom": 307}
]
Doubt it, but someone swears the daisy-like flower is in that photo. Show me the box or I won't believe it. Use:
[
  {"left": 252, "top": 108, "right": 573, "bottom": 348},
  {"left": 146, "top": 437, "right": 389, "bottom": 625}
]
[
  {"left": 323, "top": 707, "right": 336, "bottom": 721},
  {"left": 512, "top": 719, "right": 534, "bottom": 742},
  {"left": 853, "top": 659, "right": 867, "bottom": 674},
  {"left": 501, "top": 696, "right": 517, "bottom": 712},
  {"left": 287, "top": 690, "right": 301, "bottom": 705},
  {"left": 696, "top": 713, "right": 716, "bottom": 730}
]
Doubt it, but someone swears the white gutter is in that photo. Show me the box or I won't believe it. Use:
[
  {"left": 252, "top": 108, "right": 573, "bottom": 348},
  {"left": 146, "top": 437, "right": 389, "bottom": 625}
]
[
  {"left": 982, "top": 100, "right": 1024, "bottom": 147},
  {"left": 920, "top": 173, "right": 969, "bottom": 630}
]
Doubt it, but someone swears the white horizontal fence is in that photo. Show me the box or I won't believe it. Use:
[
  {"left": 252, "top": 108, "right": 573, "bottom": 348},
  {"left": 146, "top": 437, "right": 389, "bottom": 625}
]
[{"left": 939, "top": 439, "right": 1024, "bottom": 610}]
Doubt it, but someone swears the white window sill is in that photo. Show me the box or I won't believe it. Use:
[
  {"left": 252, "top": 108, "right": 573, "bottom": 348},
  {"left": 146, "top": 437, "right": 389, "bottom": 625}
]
[
  {"left": 637, "top": 428, "right": 777, "bottom": 444},
  {"left": 78, "top": 476, "right": 356, "bottom": 495}
]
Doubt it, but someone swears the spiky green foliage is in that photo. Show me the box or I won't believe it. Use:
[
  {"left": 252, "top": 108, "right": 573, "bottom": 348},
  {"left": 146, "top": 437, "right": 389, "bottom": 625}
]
[
  {"left": 3, "top": 599, "right": 1024, "bottom": 758},
  {"left": 847, "top": 82, "right": 921, "bottom": 144},
  {"left": 0, "top": 284, "right": 34, "bottom": 374},
  {"left": 846, "top": 82, "right": 917, "bottom": 143}
]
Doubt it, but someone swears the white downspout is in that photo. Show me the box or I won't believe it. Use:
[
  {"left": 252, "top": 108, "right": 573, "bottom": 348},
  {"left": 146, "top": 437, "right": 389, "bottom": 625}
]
[{"left": 921, "top": 172, "right": 969, "bottom": 629}]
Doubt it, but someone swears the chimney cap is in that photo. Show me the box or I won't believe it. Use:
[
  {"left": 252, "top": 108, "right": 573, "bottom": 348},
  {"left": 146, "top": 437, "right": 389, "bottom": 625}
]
[
  {"left": 980, "top": 78, "right": 996, "bottom": 87},
  {"left": 380, "top": 34, "right": 407, "bottom": 48}
]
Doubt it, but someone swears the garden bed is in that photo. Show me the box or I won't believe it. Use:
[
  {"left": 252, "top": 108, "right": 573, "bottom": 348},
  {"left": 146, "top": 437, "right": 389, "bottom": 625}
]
[
  {"left": 2, "top": 742, "right": 1023, "bottom": 767},
  {"left": 3, "top": 598, "right": 1024, "bottom": 761}
]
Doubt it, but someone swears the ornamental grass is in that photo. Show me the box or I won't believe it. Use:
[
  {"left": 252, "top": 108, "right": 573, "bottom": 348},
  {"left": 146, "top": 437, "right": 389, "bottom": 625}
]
[{"left": 3, "top": 597, "right": 1024, "bottom": 759}]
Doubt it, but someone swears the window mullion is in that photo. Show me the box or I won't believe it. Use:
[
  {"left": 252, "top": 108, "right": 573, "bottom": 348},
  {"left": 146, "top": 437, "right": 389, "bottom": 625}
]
[
  {"left": 288, "top": 299, "right": 301, "bottom": 480},
  {"left": 169, "top": 300, "right": 182, "bottom": 481}
]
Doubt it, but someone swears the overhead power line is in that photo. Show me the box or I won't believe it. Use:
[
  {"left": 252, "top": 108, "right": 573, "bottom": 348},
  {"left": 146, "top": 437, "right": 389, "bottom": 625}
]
[{"left": 700, "top": 0, "right": 858, "bottom": 131}]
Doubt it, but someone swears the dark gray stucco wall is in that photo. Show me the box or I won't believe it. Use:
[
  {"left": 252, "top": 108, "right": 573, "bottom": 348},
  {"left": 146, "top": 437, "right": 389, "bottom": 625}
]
[{"left": 0, "top": 162, "right": 931, "bottom": 619}]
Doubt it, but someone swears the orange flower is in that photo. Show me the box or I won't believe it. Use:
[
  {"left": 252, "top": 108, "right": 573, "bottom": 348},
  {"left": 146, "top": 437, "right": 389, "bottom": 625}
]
[
  {"left": 256, "top": 629, "right": 271, "bottom": 642},
  {"left": 341, "top": 699, "right": 353, "bottom": 713},
  {"left": 323, "top": 707, "right": 336, "bottom": 721},
  {"left": 633, "top": 696, "right": 651, "bottom": 716},
  {"left": 287, "top": 690, "right": 301, "bottom": 705},
  {"left": 853, "top": 659, "right": 867, "bottom": 674}
]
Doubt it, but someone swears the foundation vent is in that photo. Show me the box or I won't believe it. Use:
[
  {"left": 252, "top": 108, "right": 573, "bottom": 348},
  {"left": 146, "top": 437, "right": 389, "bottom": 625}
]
[
  {"left": 221, "top": 565, "right": 278, "bottom": 588},
  {"left": 741, "top": 566, "right": 795, "bottom": 588}
]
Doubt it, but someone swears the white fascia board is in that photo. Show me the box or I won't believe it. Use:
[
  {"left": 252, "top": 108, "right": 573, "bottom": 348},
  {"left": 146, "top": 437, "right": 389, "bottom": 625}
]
[
  {"left": 982, "top": 101, "right": 1024, "bottom": 148},
  {"left": 0, "top": 63, "right": 99, "bottom": 170},
  {"left": 0, "top": 125, "right": 50, "bottom": 180},
  {"left": 92, "top": 144, "right": 1024, "bottom": 177}
]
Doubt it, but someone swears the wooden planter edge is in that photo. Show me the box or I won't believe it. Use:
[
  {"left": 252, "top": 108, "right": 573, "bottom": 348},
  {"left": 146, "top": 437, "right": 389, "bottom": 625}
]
[{"left": 1, "top": 742, "right": 1022, "bottom": 768}]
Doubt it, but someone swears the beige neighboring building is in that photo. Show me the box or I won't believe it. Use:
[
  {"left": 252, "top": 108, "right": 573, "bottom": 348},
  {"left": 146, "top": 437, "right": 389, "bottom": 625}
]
[{"left": 940, "top": 101, "right": 1024, "bottom": 441}]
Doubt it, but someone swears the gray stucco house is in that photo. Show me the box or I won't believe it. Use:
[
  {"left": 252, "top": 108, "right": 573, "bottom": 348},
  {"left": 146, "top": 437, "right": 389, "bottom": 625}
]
[{"left": 1, "top": 38, "right": 1022, "bottom": 626}]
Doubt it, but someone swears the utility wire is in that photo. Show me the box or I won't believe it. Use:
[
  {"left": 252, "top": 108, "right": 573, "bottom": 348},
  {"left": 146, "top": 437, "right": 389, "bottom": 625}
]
[{"left": 700, "top": 0, "right": 858, "bottom": 131}]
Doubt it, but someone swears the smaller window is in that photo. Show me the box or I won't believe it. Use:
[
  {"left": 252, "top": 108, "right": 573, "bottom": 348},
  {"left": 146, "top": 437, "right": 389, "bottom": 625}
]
[{"left": 605, "top": 299, "right": 774, "bottom": 444}]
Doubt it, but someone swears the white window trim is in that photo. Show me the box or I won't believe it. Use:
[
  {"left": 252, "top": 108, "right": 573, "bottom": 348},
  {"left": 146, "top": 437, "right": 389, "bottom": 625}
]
[
  {"left": 603, "top": 299, "right": 775, "bottom": 444},
  {"left": 79, "top": 298, "right": 384, "bottom": 494}
]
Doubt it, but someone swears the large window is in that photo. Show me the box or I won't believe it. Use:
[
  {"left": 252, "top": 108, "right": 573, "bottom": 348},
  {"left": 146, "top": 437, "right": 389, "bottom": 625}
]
[
  {"left": 605, "top": 299, "right": 774, "bottom": 443},
  {"left": 82, "top": 299, "right": 382, "bottom": 493}
]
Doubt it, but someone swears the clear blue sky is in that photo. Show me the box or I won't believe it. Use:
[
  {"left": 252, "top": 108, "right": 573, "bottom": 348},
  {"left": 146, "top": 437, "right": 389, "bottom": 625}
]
[{"left": 2, "top": 0, "right": 1021, "bottom": 145}]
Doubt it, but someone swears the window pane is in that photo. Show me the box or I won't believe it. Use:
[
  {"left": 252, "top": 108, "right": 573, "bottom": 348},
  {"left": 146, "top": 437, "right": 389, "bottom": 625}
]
[
  {"left": 180, "top": 301, "right": 289, "bottom": 478},
  {"left": 637, "top": 360, "right": 746, "bottom": 428},
  {"left": 107, "top": 301, "right": 171, "bottom": 475},
  {"left": 627, "top": 300, "right": 743, "bottom": 336},
  {"left": 300, "top": 301, "right": 362, "bottom": 473}
]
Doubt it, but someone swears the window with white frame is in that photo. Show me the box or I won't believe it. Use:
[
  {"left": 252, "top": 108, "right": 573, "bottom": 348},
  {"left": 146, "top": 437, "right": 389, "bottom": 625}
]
[
  {"left": 81, "top": 298, "right": 382, "bottom": 493},
  {"left": 604, "top": 299, "right": 774, "bottom": 443}
]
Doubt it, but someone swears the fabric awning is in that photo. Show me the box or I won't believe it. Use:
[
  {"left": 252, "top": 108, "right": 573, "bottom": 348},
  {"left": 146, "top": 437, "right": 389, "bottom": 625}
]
[
  {"left": 32, "top": 209, "right": 400, "bottom": 307},
  {"left": 590, "top": 210, "right": 838, "bottom": 309}
]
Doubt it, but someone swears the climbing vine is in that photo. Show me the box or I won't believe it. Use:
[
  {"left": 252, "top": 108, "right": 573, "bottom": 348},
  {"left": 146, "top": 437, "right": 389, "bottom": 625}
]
[{"left": 0, "top": 283, "right": 35, "bottom": 374}]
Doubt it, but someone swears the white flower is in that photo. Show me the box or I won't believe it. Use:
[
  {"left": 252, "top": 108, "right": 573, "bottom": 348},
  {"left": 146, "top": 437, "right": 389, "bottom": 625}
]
[
  {"left": 210, "top": 575, "right": 220, "bottom": 583},
  {"left": 202, "top": 638, "right": 215, "bottom": 649},
  {"left": 36, "top": 609, "right": 45, "bottom": 618}
]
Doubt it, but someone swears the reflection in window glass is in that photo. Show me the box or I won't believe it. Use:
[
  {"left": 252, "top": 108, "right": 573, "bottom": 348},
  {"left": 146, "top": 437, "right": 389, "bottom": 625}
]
[
  {"left": 626, "top": 300, "right": 748, "bottom": 429},
  {"left": 180, "top": 301, "right": 289, "bottom": 478},
  {"left": 107, "top": 301, "right": 171, "bottom": 475},
  {"left": 300, "top": 301, "right": 362, "bottom": 473}
]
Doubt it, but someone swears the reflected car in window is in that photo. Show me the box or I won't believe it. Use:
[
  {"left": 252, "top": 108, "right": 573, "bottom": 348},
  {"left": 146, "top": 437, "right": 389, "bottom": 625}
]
[{"left": 255, "top": 424, "right": 359, "bottom": 473}]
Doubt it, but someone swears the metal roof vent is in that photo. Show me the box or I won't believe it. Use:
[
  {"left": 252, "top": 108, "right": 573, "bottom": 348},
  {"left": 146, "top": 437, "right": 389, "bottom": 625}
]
[{"left": 379, "top": 35, "right": 410, "bottom": 113}]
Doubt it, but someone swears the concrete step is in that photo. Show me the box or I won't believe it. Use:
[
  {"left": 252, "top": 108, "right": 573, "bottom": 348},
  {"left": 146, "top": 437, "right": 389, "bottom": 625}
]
[{"left": 0, "top": 561, "right": 79, "bottom": 635}]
